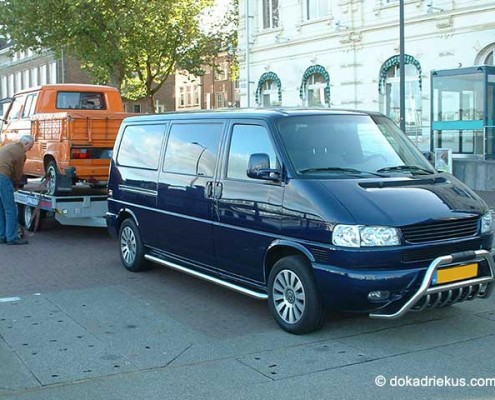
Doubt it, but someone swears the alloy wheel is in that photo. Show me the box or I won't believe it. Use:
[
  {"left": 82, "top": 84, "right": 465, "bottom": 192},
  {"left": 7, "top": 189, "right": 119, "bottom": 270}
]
[
  {"left": 120, "top": 226, "right": 137, "bottom": 265},
  {"left": 272, "top": 269, "right": 306, "bottom": 324}
]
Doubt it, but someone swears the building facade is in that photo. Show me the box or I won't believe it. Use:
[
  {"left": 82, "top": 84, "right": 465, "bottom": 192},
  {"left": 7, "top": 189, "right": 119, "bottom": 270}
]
[
  {"left": 237, "top": 0, "right": 495, "bottom": 154},
  {"left": 175, "top": 53, "right": 240, "bottom": 111},
  {"left": 0, "top": 45, "right": 175, "bottom": 114},
  {"left": 0, "top": 43, "right": 238, "bottom": 115}
]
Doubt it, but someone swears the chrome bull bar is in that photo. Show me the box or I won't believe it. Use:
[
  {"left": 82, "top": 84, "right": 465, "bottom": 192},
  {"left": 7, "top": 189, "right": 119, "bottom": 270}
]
[{"left": 370, "top": 249, "right": 495, "bottom": 320}]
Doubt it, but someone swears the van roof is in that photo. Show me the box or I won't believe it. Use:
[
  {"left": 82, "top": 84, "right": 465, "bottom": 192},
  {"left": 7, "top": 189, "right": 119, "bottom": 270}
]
[
  {"left": 13, "top": 84, "right": 120, "bottom": 95},
  {"left": 123, "top": 108, "right": 380, "bottom": 123}
]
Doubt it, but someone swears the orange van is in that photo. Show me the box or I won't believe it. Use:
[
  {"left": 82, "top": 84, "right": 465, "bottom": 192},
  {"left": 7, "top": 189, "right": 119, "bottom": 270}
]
[{"left": 0, "top": 84, "right": 133, "bottom": 195}]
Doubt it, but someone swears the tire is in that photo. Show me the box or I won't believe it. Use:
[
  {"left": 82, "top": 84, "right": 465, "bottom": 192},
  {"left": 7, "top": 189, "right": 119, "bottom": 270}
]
[
  {"left": 118, "top": 218, "right": 149, "bottom": 272},
  {"left": 45, "top": 161, "right": 61, "bottom": 196},
  {"left": 268, "top": 255, "right": 326, "bottom": 334},
  {"left": 22, "top": 204, "right": 43, "bottom": 232}
]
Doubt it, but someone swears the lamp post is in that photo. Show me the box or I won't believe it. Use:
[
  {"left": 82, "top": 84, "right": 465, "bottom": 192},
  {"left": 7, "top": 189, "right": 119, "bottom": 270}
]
[
  {"left": 245, "top": 0, "right": 251, "bottom": 107},
  {"left": 399, "top": 0, "right": 406, "bottom": 133}
]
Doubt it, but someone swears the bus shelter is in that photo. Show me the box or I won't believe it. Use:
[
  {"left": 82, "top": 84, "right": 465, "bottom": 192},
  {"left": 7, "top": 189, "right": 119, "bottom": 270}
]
[
  {"left": 431, "top": 66, "right": 495, "bottom": 190},
  {"left": 431, "top": 65, "right": 495, "bottom": 160}
]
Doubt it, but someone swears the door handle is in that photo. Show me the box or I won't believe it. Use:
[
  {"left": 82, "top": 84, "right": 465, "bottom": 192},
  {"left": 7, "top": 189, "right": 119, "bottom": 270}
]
[
  {"left": 205, "top": 181, "right": 213, "bottom": 198},
  {"left": 213, "top": 182, "right": 223, "bottom": 199}
]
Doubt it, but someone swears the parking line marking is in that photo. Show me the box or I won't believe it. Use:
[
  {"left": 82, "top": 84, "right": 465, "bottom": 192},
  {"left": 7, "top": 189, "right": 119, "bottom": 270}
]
[{"left": 0, "top": 296, "right": 21, "bottom": 303}]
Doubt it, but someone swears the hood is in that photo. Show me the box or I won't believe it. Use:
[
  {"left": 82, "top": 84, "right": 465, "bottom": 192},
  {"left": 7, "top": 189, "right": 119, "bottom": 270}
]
[{"left": 315, "top": 174, "right": 488, "bottom": 227}]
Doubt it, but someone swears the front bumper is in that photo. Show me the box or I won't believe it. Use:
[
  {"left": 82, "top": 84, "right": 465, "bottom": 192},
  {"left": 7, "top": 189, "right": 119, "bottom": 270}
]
[
  {"left": 369, "top": 249, "right": 495, "bottom": 319},
  {"left": 313, "top": 249, "right": 495, "bottom": 317}
]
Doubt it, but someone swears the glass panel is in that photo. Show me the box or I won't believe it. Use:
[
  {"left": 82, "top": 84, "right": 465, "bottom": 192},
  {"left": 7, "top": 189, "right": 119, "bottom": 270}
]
[
  {"left": 488, "top": 84, "right": 494, "bottom": 123},
  {"left": 163, "top": 123, "right": 223, "bottom": 176},
  {"left": 277, "top": 115, "right": 434, "bottom": 177},
  {"left": 433, "top": 129, "right": 484, "bottom": 155},
  {"left": 56, "top": 92, "right": 106, "bottom": 110},
  {"left": 117, "top": 124, "right": 166, "bottom": 170},
  {"left": 432, "top": 73, "right": 484, "bottom": 121},
  {"left": 272, "top": 0, "right": 279, "bottom": 28},
  {"left": 461, "top": 131, "right": 474, "bottom": 153},
  {"left": 307, "top": 89, "right": 319, "bottom": 107},
  {"left": 227, "top": 125, "right": 277, "bottom": 180},
  {"left": 263, "top": 0, "right": 271, "bottom": 29},
  {"left": 263, "top": 93, "right": 271, "bottom": 107},
  {"left": 436, "top": 130, "right": 460, "bottom": 153},
  {"left": 307, "top": 0, "right": 328, "bottom": 19},
  {"left": 439, "top": 91, "right": 460, "bottom": 121},
  {"left": 6, "top": 95, "right": 24, "bottom": 120},
  {"left": 486, "top": 127, "right": 495, "bottom": 159},
  {"left": 318, "top": 0, "right": 328, "bottom": 17},
  {"left": 22, "top": 93, "right": 38, "bottom": 118}
]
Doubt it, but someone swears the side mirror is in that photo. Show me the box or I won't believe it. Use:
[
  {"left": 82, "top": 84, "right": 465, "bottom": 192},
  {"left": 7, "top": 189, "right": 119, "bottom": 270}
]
[{"left": 247, "top": 153, "right": 281, "bottom": 181}]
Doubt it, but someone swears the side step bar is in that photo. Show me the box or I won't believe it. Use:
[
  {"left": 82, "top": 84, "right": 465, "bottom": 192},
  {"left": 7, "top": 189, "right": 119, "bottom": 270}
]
[{"left": 145, "top": 254, "right": 268, "bottom": 300}]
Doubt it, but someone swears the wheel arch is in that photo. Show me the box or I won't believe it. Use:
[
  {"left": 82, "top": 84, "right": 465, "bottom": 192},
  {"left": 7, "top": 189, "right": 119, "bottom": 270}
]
[
  {"left": 43, "top": 154, "right": 56, "bottom": 170},
  {"left": 116, "top": 208, "right": 139, "bottom": 233},
  {"left": 264, "top": 240, "right": 315, "bottom": 283}
]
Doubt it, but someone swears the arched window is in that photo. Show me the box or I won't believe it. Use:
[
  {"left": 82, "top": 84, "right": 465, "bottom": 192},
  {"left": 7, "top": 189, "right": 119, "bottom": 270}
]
[
  {"left": 475, "top": 43, "right": 495, "bottom": 66},
  {"left": 299, "top": 65, "right": 330, "bottom": 107},
  {"left": 379, "top": 55, "right": 422, "bottom": 141},
  {"left": 255, "top": 72, "right": 282, "bottom": 106}
]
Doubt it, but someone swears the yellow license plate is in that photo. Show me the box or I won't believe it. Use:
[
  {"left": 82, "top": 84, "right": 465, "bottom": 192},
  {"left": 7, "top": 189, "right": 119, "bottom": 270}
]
[{"left": 433, "top": 263, "right": 479, "bottom": 285}]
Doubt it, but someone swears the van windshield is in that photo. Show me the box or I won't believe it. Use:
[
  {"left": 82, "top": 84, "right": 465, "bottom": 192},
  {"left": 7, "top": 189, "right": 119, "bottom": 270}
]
[{"left": 276, "top": 114, "right": 435, "bottom": 178}]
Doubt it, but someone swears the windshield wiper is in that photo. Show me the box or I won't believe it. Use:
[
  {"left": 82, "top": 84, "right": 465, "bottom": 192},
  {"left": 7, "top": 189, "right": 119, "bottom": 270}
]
[
  {"left": 376, "top": 165, "right": 433, "bottom": 175},
  {"left": 298, "top": 167, "right": 387, "bottom": 177}
]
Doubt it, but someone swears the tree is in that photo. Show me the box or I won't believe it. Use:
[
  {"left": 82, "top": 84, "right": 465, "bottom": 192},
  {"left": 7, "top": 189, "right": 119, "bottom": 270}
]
[{"left": 0, "top": 0, "right": 235, "bottom": 111}]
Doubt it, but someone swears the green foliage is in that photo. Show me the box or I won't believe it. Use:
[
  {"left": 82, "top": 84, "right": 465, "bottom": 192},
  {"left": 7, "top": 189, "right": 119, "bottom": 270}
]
[{"left": 0, "top": 0, "right": 238, "bottom": 111}]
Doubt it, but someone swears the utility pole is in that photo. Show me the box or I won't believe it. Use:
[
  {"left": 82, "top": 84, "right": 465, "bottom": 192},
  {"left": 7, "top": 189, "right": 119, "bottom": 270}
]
[
  {"left": 399, "top": 0, "right": 406, "bottom": 133},
  {"left": 245, "top": 0, "right": 251, "bottom": 107}
]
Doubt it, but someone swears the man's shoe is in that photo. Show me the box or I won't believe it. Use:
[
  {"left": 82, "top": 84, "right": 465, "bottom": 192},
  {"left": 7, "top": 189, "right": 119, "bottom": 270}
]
[
  {"left": 7, "top": 238, "right": 29, "bottom": 245},
  {"left": 0, "top": 238, "right": 6, "bottom": 244}
]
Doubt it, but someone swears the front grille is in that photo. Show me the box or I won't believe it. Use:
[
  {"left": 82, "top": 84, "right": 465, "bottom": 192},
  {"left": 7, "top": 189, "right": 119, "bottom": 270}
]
[
  {"left": 401, "top": 216, "right": 479, "bottom": 244},
  {"left": 402, "top": 240, "right": 484, "bottom": 263}
]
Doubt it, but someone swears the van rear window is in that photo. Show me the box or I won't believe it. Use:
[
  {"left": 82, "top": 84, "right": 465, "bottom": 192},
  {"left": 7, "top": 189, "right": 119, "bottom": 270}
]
[
  {"left": 117, "top": 124, "right": 166, "bottom": 170},
  {"left": 56, "top": 92, "right": 106, "bottom": 110}
]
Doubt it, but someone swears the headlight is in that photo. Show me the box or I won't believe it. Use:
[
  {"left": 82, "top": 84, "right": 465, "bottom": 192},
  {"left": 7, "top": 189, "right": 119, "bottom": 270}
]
[
  {"left": 332, "top": 224, "right": 400, "bottom": 247},
  {"left": 481, "top": 213, "right": 493, "bottom": 234}
]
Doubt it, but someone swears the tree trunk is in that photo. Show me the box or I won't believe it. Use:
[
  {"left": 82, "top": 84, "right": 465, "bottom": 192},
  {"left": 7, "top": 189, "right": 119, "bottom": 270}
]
[{"left": 147, "top": 93, "right": 156, "bottom": 114}]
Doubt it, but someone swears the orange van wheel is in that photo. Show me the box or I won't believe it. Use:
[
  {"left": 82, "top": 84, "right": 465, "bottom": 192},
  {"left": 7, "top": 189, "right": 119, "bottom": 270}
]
[{"left": 45, "top": 161, "right": 61, "bottom": 196}]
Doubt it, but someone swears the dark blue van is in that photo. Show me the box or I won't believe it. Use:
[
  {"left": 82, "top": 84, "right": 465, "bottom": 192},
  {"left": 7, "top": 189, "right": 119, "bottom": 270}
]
[{"left": 106, "top": 109, "right": 495, "bottom": 334}]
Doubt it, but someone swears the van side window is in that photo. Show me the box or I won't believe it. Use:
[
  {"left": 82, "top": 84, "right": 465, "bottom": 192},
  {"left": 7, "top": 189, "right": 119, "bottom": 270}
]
[
  {"left": 22, "top": 93, "right": 38, "bottom": 119},
  {"left": 227, "top": 124, "right": 278, "bottom": 180},
  {"left": 117, "top": 124, "right": 166, "bottom": 170},
  {"left": 7, "top": 95, "right": 25, "bottom": 121},
  {"left": 163, "top": 123, "right": 223, "bottom": 177}
]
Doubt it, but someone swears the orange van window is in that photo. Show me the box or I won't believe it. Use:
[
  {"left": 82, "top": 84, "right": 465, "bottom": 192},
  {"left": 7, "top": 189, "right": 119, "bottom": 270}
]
[
  {"left": 7, "top": 96, "right": 24, "bottom": 120},
  {"left": 56, "top": 91, "right": 107, "bottom": 110}
]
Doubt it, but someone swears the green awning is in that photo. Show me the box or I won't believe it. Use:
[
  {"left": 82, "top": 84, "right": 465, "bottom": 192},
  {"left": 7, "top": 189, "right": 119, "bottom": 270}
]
[
  {"left": 255, "top": 72, "right": 282, "bottom": 105},
  {"left": 379, "top": 54, "right": 422, "bottom": 94},
  {"left": 299, "top": 65, "right": 330, "bottom": 106}
]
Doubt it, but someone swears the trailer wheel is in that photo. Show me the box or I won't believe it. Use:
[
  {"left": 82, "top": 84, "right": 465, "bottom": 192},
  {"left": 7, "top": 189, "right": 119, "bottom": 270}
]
[
  {"left": 17, "top": 204, "right": 43, "bottom": 232},
  {"left": 45, "top": 161, "right": 61, "bottom": 196},
  {"left": 119, "top": 219, "right": 150, "bottom": 272}
]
